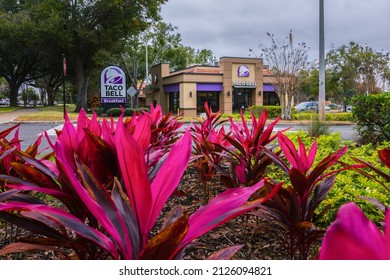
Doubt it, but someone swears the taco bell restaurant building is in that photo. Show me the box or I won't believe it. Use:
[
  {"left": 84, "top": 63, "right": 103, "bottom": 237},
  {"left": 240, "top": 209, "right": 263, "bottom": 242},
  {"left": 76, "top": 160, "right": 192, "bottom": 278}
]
[{"left": 145, "top": 57, "right": 279, "bottom": 118}]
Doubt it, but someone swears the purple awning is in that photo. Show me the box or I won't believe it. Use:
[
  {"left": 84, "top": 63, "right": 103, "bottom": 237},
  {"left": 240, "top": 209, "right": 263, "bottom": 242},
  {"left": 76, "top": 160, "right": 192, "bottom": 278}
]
[
  {"left": 263, "top": 84, "right": 275, "bottom": 91},
  {"left": 163, "top": 84, "right": 179, "bottom": 93},
  {"left": 196, "top": 83, "right": 223, "bottom": 91}
]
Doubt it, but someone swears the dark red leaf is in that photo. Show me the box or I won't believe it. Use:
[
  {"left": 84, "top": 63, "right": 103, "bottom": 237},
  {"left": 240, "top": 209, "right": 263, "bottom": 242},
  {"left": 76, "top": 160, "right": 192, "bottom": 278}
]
[
  {"left": 208, "top": 245, "right": 244, "bottom": 260},
  {"left": 138, "top": 213, "right": 189, "bottom": 260},
  {"left": 378, "top": 149, "right": 390, "bottom": 169}
]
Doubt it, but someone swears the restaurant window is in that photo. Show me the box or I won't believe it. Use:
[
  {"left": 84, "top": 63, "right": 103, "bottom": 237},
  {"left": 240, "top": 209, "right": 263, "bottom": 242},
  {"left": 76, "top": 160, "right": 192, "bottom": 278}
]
[
  {"left": 169, "top": 91, "right": 180, "bottom": 114},
  {"left": 197, "top": 91, "right": 219, "bottom": 113},
  {"left": 263, "top": 91, "right": 280, "bottom": 106}
]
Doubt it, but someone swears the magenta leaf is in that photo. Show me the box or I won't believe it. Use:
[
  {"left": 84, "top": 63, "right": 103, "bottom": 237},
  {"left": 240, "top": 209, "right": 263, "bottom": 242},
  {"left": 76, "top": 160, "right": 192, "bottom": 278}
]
[
  {"left": 111, "top": 182, "right": 140, "bottom": 258},
  {"left": 277, "top": 132, "right": 302, "bottom": 170},
  {"left": 308, "top": 146, "right": 347, "bottom": 186},
  {"left": 74, "top": 156, "right": 132, "bottom": 258},
  {"left": 180, "top": 181, "right": 266, "bottom": 248},
  {"left": 319, "top": 202, "right": 389, "bottom": 260},
  {"left": 55, "top": 142, "right": 125, "bottom": 253},
  {"left": 0, "top": 202, "right": 119, "bottom": 259},
  {"left": 147, "top": 130, "right": 192, "bottom": 233},
  {"left": 114, "top": 117, "right": 152, "bottom": 240}
]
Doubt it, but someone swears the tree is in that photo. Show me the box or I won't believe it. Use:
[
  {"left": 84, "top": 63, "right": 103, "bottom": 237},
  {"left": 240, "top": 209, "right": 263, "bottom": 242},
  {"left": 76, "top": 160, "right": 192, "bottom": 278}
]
[
  {"left": 120, "top": 21, "right": 216, "bottom": 107},
  {"left": 258, "top": 31, "right": 309, "bottom": 119},
  {"left": 0, "top": 12, "right": 40, "bottom": 106},
  {"left": 299, "top": 68, "right": 341, "bottom": 103},
  {"left": 327, "top": 42, "right": 390, "bottom": 104},
  {"left": 0, "top": 0, "right": 69, "bottom": 106},
  {"left": 62, "top": 0, "right": 166, "bottom": 112},
  {"left": 0, "top": 77, "right": 8, "bottom": 98},
  {"left": 119, "top": 22, "right": 182, "bottom": 108}
]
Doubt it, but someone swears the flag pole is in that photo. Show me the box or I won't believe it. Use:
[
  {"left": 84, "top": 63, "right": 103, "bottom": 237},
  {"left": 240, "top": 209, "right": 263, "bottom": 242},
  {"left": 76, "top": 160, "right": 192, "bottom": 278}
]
[{"left": 62, "top": 54, "right": 67, "bottom": 119}]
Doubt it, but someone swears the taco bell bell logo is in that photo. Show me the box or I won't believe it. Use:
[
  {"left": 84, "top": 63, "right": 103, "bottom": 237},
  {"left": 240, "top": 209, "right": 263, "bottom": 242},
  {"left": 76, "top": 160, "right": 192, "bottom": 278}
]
[
  {"left": 238, "top": 65, "right": 250, "bottom": 77},
  {"left": 100, "top": 65, "right": 126, "bottom": 103}
]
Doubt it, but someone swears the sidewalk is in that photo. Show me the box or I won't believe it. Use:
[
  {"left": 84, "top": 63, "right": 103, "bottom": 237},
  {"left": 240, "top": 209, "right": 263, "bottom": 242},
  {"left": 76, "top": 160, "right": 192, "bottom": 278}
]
[{"left": 0, "top": 108, "right": 41, "bottom": 124}]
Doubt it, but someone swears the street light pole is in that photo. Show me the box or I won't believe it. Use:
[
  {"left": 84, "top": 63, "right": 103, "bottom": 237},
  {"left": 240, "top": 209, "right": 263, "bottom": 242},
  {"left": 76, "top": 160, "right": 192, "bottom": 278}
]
[{"left": 319, "top": 0, "right": 326, "bottom": 121}]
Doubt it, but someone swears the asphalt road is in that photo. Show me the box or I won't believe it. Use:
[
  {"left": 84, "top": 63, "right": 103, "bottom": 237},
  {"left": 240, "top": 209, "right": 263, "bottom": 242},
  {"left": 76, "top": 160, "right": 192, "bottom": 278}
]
[{"left": 0, "top": 122, "right": 357, "bottom": 152}]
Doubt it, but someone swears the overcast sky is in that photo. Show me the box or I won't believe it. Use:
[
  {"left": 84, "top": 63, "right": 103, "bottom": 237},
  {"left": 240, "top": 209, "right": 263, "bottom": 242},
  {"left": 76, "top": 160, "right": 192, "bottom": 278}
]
[{"left": 160, "top": 0, "right": 390, "bottom": 63}]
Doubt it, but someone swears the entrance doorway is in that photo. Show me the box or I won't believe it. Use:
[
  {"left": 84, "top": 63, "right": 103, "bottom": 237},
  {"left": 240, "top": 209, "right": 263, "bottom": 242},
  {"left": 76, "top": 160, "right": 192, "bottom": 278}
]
[{"left": 232, "top": 88, "right": 252, "bottom": 113}]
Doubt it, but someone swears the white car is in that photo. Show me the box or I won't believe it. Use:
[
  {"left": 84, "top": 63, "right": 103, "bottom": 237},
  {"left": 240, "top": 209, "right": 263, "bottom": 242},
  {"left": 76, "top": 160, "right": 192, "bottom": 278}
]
[
  {"left": 296, "top": 101, "right": 330, "bottom": 112},
  {"left": 295, "top": 101, "right": 318, "bottom": 112}
]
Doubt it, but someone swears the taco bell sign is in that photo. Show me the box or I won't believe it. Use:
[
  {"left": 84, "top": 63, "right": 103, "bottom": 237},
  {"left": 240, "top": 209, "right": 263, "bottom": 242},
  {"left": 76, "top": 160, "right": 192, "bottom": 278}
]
[{"left": 100, "top": 65, "right": 127, "bottom": 103}]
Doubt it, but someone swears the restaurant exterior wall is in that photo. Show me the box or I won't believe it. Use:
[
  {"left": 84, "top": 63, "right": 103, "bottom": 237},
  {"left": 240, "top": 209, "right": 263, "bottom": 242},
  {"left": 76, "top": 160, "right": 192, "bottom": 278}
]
[{"left": 146, "top": 57, "right": 275, "bottom": 118}]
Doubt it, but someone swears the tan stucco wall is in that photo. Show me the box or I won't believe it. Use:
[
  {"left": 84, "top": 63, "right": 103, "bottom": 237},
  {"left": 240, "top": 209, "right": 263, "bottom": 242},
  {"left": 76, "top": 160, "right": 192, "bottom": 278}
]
[
  {"left": 180, "top": 83, "right": 197, "bottom": 109},
  {"left": 147, "top": 57, "right": 267, "bottom": 116}
]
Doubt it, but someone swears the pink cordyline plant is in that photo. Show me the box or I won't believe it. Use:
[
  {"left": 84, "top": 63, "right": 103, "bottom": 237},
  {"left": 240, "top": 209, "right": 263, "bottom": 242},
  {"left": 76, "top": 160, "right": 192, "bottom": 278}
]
[
  {"left": 0, "top": 110, "right": 277, "bottom": 259},
  {"left": 222, "top": 109, "right": 280, "bottom": 188},
  {"left": 190, "top": 102, "right": 231, "bottom": 199},
  {"left": 319, "top": 148, "right": 390, "bottom": 260},
  {"left": 260, "top": 131, "right": 348, "bottom": 259},
  {"left": 319, "top": 202, "right": 390, "bottom": 259}
]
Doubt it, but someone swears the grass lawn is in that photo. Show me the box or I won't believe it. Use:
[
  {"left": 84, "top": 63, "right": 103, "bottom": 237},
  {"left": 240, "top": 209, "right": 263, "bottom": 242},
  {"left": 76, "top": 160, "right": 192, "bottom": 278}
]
[
  {"left": 11, "top": 104, "right": 80, "bottom": 122},
  {"left": 0, "top": 106, "right": 19, "bottom": 113}
]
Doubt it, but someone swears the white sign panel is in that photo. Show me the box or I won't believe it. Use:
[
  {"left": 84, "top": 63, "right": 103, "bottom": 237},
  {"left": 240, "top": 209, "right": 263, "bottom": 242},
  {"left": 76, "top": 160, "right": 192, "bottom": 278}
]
[
  {"left": 100, "top": 65, "right": 127, "bottom": 103},
  {"left": 127, "top": 86, "right": 137, "bottom": 97}
]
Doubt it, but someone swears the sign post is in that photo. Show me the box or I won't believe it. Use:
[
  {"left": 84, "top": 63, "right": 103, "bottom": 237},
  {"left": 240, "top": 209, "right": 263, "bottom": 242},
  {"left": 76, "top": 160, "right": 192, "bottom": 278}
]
[{"left": 127, "top": 86, "right": 137, "bottom": 108}]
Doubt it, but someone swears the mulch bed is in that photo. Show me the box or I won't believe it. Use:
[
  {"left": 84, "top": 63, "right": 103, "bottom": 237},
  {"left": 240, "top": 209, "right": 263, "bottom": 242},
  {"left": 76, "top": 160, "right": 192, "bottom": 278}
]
[{"left": 0, "top": 168, "right": 318, "bottom": 260}]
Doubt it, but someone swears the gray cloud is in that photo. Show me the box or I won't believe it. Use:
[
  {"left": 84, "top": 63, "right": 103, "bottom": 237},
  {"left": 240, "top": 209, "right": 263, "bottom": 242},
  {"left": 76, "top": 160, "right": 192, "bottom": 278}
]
[{"left": 161, "top": 0, "right": 390, "bottom": 62}]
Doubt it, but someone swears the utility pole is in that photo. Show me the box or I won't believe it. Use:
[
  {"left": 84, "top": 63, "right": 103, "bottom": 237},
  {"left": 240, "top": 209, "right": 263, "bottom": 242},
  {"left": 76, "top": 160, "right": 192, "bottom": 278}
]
[{"left": 319, "top": 0, "right": 326, "bottom": 121}]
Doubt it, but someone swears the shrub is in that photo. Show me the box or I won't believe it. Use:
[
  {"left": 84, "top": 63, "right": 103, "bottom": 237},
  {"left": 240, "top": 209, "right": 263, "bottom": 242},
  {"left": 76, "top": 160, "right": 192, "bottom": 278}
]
[
  {"left": 260, "top": 132, "right": 348, "bottom": 259},
  {"left": 87, "top": 96, "right": 100, "bottom": 111},
  {"left": 106, "top": 107, "right": 122, "bottom": 117},
  {"left": 93, "top": 107, "right": 104, "bottom": 116},
  {"left": 317, "top": 142, "right": 390, "bottom": 227},
  {"left": 352, "top": 92, "right": 390, "bottom": 144},
  {"left": 325, "top": 112, "right": 353, "bottom": 122},
  {"left": 292, "top": 112, "right": 353, "bottom": 121},
  {"left": 319, "top": 147, "right": 390, "bottom": 260},
  {"left": 305, "top": 114, "right": 331, "bottom": 137},
  {"left": 124, "top": 108, "right": 135, "bottom": 116},
  {"left": 249, "top": 106, "right": 281, "bottom": 119},
  {"left": 265, "top": 132, "right": 390, "bottom": 230},
  {"left": 191, "top": 103, "right": 280, "bottom": 199},
  {"left": 0, "top": 109, "right": 272, "bottom": 260}
]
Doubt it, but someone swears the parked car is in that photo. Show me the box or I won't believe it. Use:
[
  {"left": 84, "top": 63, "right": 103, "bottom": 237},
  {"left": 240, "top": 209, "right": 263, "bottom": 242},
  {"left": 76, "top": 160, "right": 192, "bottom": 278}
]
[
  {"left": 295, "top": 101, "right": 319, "bottom": 112},
  {"left": 295, "top": 101, "right": 330, "bottom": 112},
  {"left": 0, "top": 99, "right": 9, "bottom": 106},
  {"left": 328, "top": 103, "right": 342, "bottom": 111}
]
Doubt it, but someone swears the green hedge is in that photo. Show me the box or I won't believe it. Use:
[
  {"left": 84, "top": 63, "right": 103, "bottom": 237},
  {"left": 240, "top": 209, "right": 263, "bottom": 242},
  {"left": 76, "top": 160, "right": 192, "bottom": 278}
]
[
  {"left": 249, "top": 106, "right": 281, "bottom": 119},
  {"left": 106, "top": 108, "right": 122, "bottom": 117},
  {"left": 105, "top": 107, "right": 150, "bottom": 117},
  {"left": 352, "top": 92, "right": 390, "bottom": 144},
  {"left": 292, "top": 112, "right": 353, "bottom": 121},
  {"left": 266, "top": 131, "right": 390, "bottom": 227}
]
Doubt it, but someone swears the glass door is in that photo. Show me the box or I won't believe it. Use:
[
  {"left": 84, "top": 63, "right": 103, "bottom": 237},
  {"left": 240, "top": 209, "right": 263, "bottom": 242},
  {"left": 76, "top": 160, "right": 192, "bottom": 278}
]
[{"left": 232, "top": 88, "right": 252, "bottom": 113}]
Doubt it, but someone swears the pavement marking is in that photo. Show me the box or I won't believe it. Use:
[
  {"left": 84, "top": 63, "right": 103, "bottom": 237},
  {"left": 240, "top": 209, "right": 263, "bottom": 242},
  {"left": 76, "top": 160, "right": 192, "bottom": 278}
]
[{"left": 39, "top": 125, "right": 64, "bottom": 136}]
